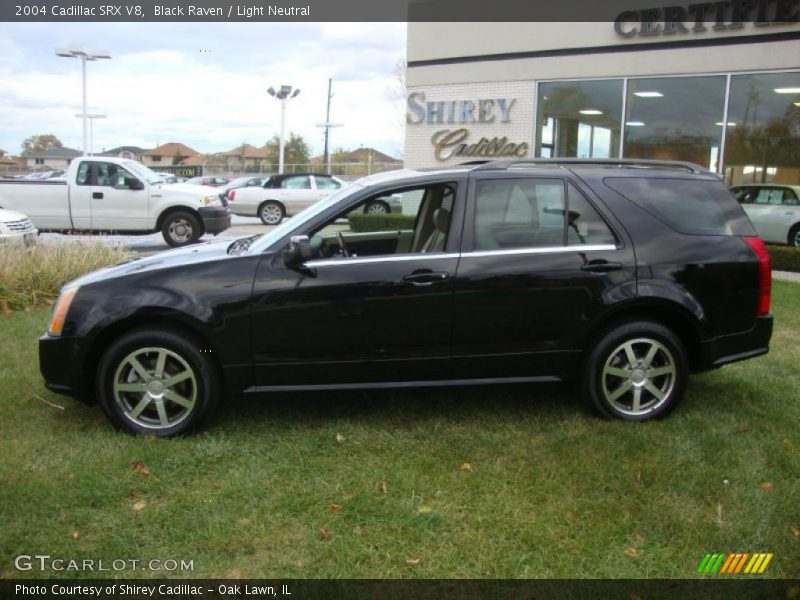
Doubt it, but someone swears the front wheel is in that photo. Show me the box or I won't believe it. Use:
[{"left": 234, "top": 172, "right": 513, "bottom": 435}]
[
  {"left": 96, "top": 328, "right": 220, "bottom": 436},
  {"left": 364, "top": 200, "right": 390, "bottom": 215},
  {"left": 162, "top": 211, "right": 202, "bottom": 247},
  {"left": 259, "top": 201, "right": 285, "bottom": 225},
  {"left": 788, "top": 224, "right": 800, "bottom": 248},
  {"left": 582, "top": 320, "right": 688, "bottom": 421}
]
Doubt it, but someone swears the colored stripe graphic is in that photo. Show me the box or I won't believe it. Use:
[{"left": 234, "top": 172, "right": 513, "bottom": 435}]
[{"left": 698, "top": 553, "right": 773, "bottom": 575}]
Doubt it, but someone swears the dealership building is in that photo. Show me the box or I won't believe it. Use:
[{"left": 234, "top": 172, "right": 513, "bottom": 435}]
[{"left": 405, "top": 12, "right": 800, "bottom": 185}]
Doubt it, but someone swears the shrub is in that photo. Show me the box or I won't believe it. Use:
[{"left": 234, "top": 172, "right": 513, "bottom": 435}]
[
  {"left": 348, "top": 213, "right": 416, "bottom": 232},
  {"left": 767, "top": 245, "right": 800, "bottom": 273},
  {"left": 0, "top": 241, "right": 132, "bottom": 312}
]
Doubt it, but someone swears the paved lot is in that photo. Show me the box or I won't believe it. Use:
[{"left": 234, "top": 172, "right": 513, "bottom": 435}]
[{"left": 38, "top": 215, "right": 275, "bottom": 255}]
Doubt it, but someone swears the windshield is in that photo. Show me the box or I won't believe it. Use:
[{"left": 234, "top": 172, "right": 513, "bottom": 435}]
[
  {"left": 247, "top": 182, "right": 361, "bottom": 254},
  {"left": 123, "top": 160, "right": 165, "bottom": 185}
]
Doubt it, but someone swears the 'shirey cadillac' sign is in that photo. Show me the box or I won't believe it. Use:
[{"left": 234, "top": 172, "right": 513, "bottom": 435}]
[{"left": 406, "top": 92, "right": 529, "bottom": 161}]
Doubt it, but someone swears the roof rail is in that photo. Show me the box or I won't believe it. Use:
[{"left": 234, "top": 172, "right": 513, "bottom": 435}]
[{"left": 470, "top": 158, "right": 712, "bottom": 174}]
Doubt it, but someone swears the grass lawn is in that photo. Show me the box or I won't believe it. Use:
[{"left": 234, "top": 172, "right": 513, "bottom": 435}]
[{"left": 1, "top": 283, "right": 798, "bottom": 579}]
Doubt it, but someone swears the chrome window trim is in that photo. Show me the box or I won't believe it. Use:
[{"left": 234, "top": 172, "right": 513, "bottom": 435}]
[{"left": 305, "top": 244, "right": 617, "bottom": 268}]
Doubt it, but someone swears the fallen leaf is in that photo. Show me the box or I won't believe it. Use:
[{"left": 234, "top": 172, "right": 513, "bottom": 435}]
[
  {"left": 459, "top": 463, "right": 471, "bottom": 471},
  {"left": 379, "top": 482, "right": 388, "bottom": 494},
  {"left": 335, "top": 433, "right": 345, "bottom": 443},
  {"left": 634, "top": 533, "right": 646, "bottom": 544},
  {"left": 791, "top": 527, "right": 800, "bottom": 539},
  {"left": 759, "top": 481, "right": 774, "bottom": 490},
  {"left": 329, "top": 503, "right": 342, "bottom": 512},
  {"left": 130, "top": 489, "right": 137, "bottom": 499},
  {"left": 132, "top": 500, "right": 147, "bottom": 513},
  {"left": 319, "top": 528, "right": 333, "bottom": 539},
  {"left": 406, "top": 558, "right": 421, "bottom": 565},
  {"left": 88, "top": 496, "right": 97, "bottom": 508},
  {"left": 131, "top": 460, "right": 150, "bottom": 476},
  {"left": 736, "top": 426, "right": 748, "bottom": 434},
  {"left": 416, "top": 504, "right": 433, "bottom": 514},
  {"left": 71, "top": 531, "right": 79, "bottom": 540},
  {"left": 624, "top": 547, "right": 638, "bottom": 557}
]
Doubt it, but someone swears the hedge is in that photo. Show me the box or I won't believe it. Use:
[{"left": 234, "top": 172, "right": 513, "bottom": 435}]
[
  {"left": 348, "top": 213, "right": 416, "bottom": 233},
  {"left": 767, "top": 245, "right": 800, "bottom": 273}
]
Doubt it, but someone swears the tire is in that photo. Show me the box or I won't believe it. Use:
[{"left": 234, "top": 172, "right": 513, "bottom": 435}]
[
  {"left": 364, "top": 200, "right": 390, "bottom": 215},
  {"left": 96, "top": 328, "right": 221, "bottom": 436},
  {"left": 259, "top": 201, "right": 285, "bottom": 225},
  {"left": 581, "top": 320, "right": 688, "bottom": 421},
  {"left": 788, "top": 224, "right": 800, "bottom": 248},
  {"left": 161, "top": 210, "right": 202, "bottom": 247}
]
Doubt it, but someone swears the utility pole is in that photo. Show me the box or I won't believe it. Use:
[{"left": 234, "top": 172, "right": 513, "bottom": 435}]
[{"left": 316, "top": 78, "right": 342, "bottom": 174}]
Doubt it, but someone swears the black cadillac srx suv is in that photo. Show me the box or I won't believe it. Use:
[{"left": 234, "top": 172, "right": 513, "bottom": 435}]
[{"left": 40, "top": 159, "right": 773, "bottom": 436}]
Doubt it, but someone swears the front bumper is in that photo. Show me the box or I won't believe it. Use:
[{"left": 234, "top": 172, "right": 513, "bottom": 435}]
[
  {"left": 39, "top": 334, "right": 93, "bottom": 403},
  {"left": 696, "top": 315, "right": 773, "bottom": 371},
  {"left": 199, "top": 206, "right": 231, "bottom": 235},
  {"left": 0, "top": 230, "right": 38, "bottom": 246}
]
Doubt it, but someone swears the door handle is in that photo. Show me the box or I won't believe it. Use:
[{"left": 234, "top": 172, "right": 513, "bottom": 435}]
[
  {"left": 402, "top": 271, "right": 450, "bottom": 285},
  {"left": 93, "top": 192, "right": 104, "bottom": 199},
  {"left": 581, "top": 261, "right": 623, "bottom": 273}
]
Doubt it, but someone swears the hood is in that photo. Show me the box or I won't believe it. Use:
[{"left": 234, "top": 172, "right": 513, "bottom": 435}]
[
  {"left": 0, "top": 207, "right": 30, "bottom": 222},
  {"left": 68, "top": 237, "right": 244, "bottom": 288},
  {"left": 154, "top": 183, "right": 220, "bottom": 204}
]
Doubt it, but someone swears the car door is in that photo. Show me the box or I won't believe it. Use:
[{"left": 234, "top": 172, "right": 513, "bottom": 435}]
[
  {"left": 68, "top": 160, "right": 94, "bottom": 229},
  {"left": 313, "top": 175, "right": 341, "bottom": 201},
  {"left": 450, "top": 173, "right": 635, "bottom": 380},
  {"left": 280, "top": 175, "right": 317, "bottom": 215},
  {"left": 249, "top": 177, "right": 466, "bottom": 388},
  {"left": 90, "top": 161, "right": 149, "bottom": 230}
]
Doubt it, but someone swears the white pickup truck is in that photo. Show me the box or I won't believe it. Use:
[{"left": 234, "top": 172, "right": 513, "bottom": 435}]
[{"left": 0, "top": 157, "right": 230, "bottom": 247}]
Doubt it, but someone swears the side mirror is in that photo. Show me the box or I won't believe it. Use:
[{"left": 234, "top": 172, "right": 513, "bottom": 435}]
[
  {"left": 121, "top": 177, "right": 144, "bottom": 191},
  {"left": 283, "top": 235, "right": 312, "bottom": 267}
]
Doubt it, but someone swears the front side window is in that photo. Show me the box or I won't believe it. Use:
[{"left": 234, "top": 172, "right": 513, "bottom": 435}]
[
  {"left": 282, "top": 176, "right": 311, "bottom": 189},
  {"left": 96, "top": 162, "right": 140, "bottom": 190},
  {"left": 474, "top": 178, "right": 566, "bottom": 250},
  {"left": 306, "top": 183, "right": 456, "bottom": 260}
]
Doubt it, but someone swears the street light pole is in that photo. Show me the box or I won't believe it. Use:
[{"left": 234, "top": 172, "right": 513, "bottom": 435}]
[
  {"left": 268, "top": 85, "right": 300, "bottom": 174},
  {"left": 75, "top": 114, "right": 107, "bottom": 156},
  {"left": 55, "top": 45, "right": 111, "bottom": 156}
]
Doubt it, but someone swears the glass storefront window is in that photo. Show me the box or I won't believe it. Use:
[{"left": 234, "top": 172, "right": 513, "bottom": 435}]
[
  {"left": 624, "top": 76, "right": 727, "bottom": 170},
  {"left": 724, "top": 71, "right": 800, "bottom": 186},
  {"left": 535, "top": 80, "right": 623, "bottom": 158}
]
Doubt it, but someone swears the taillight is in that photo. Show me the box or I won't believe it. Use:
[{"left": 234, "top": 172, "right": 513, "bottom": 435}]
[
  {"left": 229, "top": 190, "right": 236, "bottom": 201},
  {"left": 743, "top": 237, "right": 771, "bottom": 316}
]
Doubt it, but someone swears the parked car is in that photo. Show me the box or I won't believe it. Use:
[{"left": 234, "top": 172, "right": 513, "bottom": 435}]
[
  {"left": 0, "top": 157, "right": 230, "bottom": 247},
  {"left": 39, "top": 158, "right": 773, "bottom": 436},
  {"left": 0, "top": 208, "right": 38, "bottom": 245},
  {"left": 186, "top": 175, "right": 231, "bottom": 188},
  {"left": 227, "top": 173, "right": 346, "bottom": 224},
  {"left": 730, "top": 184, "right": 800, "bottom": 247},
  {"left": 154, "top": 172, "right": 188, "bottom": 185},
  {"left": 219, "top": 176, "right": 266, "bottom": 202}
]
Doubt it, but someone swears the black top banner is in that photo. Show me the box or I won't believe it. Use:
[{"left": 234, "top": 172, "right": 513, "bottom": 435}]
[{"left": 4, "top": 0, "right": 799, "bottom": 22}]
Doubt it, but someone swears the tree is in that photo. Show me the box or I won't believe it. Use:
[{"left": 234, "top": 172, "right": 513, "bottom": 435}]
[
  {"left": 22, "top": 134, "right": 63, "bottom": 154},
  {"left": 267, "top": 132, "right": 311, "bottom": 165}
]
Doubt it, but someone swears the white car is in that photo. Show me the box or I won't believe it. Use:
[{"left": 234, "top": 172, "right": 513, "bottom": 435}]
[
  {"left": 227, "top": 173, "right": 346, "bottom": 225},
  {"left": 731, "top": 184, "right": 800, "bottom": 247},
  {"left": 0, "top": 208, "right": 38, "bottom": 246}
]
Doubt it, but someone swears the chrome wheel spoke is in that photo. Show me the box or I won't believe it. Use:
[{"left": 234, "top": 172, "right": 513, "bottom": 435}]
[
  {"left": 650, "top": 365, "right": 675, "bottom": 378},
  {"left": 117, "top": 382, "right": 148, "bottom": 393},
  {"left": 163, "top": 369, "right": 192, "bottom": 387},
  {"left": 164, "top": 389, "right": 193, "bottom": 409},
  {"left": 128, "top": 356, "right": 151, "bottom": 381},
  {"left": 155, "top": 400, "right": 169, "bottom": 426},
  {"left": 632, "top": 388, "right": 642, "bottom": 412},
  {"left": 129, "top": 394, "right": 151, "bottom": 419},
  {"left": 605, "top": 366, "right": 628, "bottom": 378},
  {"left": 645, "top": 381, "right": 666, "bottom": 401},
  {"left": 623, "top": 342, "right": 637, "bottom": 365},
  {"left": 154, "top": 350, "right": 167, "bottom": 378},
  {"left": 607, "top": 380, "right": 632, "bottom": 402},
  {"left": 643, "top": 343, "right": 658, "bottom": 367}
]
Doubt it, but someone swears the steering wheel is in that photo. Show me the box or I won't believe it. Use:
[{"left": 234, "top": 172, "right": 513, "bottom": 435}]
[{"left": 337, "top": 231, "right": 350, "bottom": 257}]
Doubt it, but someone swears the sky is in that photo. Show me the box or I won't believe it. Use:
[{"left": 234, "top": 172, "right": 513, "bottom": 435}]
[{"left": 0, "top": 22, "right": 407, "bottom": 159}]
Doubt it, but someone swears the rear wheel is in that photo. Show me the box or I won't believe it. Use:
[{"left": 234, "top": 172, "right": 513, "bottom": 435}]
[
  {"left": 259, "top": 201, "right": 285, "bottom": 225},
  {"left": 788, "top": 224, "right": 800, "bottom": 248},
  {"left": 162, "top": 211, "right": 201, "bottom": 247},
  {"left": 582, "top": 320, "right": 688, "bottom": 421},
  {"left": 364, "top": 200, "right": 390, "bottom": 215},
  {"left": 96, "top": 328, "right": 220, "bottom": 436}
]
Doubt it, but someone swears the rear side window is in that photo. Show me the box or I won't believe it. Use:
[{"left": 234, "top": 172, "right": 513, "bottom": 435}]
[{"left": 605, "top": 177, "right": 756, "bottom": 236}]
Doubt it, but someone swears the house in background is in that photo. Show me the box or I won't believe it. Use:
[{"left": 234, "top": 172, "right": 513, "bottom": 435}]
[
  {"left": 21, "top": 147, "right": 82, "bottom": 170},
  {"left": 141, "top": 142, "right": 200, "bottom": 167},
  {"left": 223, "top": 143, "right": 274, "bottom": 174},
  {"left": 99, "top": 146, "right": 147, "bottom": 160}
]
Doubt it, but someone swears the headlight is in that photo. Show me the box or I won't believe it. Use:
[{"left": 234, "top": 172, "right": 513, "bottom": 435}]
[
  {"left": 203, "top": 195, "right": 221, "bottom": 206},
  {"left": 48, "top": 286, "right": 79, "bottom": 336}
]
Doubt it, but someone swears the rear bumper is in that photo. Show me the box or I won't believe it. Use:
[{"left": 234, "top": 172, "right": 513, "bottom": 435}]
[
  {"left": 199, "top": 206, "right": 231, "bottom": 235},
  {"left": 39, "top": 334, "right": 93, "bottom": 403},
  {"left": 697, "top": 315, "right": 773, "bottom": 371}
]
